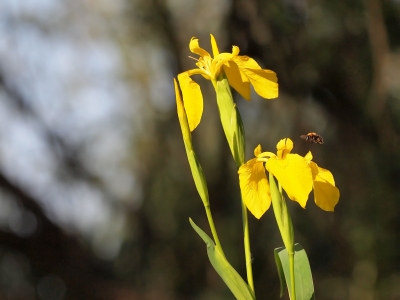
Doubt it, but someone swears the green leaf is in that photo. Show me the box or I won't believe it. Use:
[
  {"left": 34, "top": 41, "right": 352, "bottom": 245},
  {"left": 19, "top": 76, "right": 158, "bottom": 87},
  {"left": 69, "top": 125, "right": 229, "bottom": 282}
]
[
  {"left": 189, "top": 218, "right": 255, "bottom": 300},
  {"left": 273, "top": 248, "right": 285, "bottom": 298},
  {"left": 275, "top": 244, "right": 315, "bottom": 300}
]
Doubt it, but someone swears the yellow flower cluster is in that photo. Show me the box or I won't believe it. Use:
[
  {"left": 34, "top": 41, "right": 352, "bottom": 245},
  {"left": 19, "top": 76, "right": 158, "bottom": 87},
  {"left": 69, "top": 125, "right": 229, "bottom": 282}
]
[
  {"left": 239, "top": 138, "right": 340, "bottom": 219},
  {"left": 177, "top": 34, "right": 278, "bottom": 131}
]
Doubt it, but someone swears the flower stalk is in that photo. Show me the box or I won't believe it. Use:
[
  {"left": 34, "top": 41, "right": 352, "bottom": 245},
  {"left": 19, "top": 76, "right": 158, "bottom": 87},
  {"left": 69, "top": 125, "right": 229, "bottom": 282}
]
[
  {"left": 214, "top": 72, "right": 253, "bottom": 293},
  {"left": 174, "top": 79, "right": 224, "bottom": 256},
  {"left": 269, "top": 173, "right": 295, "bottom": 299}
]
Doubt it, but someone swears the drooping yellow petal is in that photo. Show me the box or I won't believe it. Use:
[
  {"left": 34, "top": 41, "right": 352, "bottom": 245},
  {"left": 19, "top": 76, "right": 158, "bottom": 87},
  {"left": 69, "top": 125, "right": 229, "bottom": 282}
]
[
  {"left": 266, "top": 154, "right": 313, "bottom": 208},
  {"left": 276, "top": 138, "right": 293, "bottom": 159},
  {"left": 210, "top": 34, "right": 219, "bottom": 57},
  {"left": 232, "top": 56, "right": 278, "bottom": 99},
  {"left": 238, "top": 158, "right": 271, "bottom": 219},
  {"left": 223, "top": 61, "right": 251, "bottom": 100},
  {"left": 177, "top": 72, "right": 203, "bottom": 131},
  {"left": 189, "top": 37, "right": 210, "bottom": 58},
  {"left": 309, "top": 162, "right": 340, "bottom": 211},
  {"left": 241, "top": 68, "right": 278, "bottom": 99}
]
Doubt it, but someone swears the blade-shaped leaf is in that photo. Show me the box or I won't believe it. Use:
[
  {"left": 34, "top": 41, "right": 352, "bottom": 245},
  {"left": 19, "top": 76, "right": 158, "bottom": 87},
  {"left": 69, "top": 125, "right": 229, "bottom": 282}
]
[
  {"left": 274, "top": 248, "right": 285, "bottom": 298},
  {"left": 189, "top": 218, "right": 255, "bottom": 300},
  {"left": 275, "top": 244, "right": 315, "bottom": 300}
]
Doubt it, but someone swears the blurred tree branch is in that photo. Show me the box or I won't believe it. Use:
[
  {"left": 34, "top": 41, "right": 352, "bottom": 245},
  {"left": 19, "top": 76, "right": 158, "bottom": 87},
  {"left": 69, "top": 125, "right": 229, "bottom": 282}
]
[
  {"left": 0, "top": 70, "right": 133, "bottom": 299},
  {"left": 365, "top": 0, "right": 389, "bottom": 122},
  {"left": 0, "top": 72, "right": 119, "bottom": 202},
  {"left": 0, "top": 172, "right": 121, "bottom": 299}
]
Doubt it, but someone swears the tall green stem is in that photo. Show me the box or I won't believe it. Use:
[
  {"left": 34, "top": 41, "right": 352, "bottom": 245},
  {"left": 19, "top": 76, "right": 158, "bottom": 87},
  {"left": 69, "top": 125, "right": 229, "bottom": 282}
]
[
  {"left": 205, "top": 204, "right": 225, "bottom": 256},
  {"left": 289, "top": 250, "right": 295, "bottom": 300},
  {"left": 241, "top": 198, "right": 254, "bottom": 294},
  {"left": 213, "top": 74, "right": 254, "bottom": 295},
  {"left": 270, "top": 174, "right": 295, "bottom": 300}
]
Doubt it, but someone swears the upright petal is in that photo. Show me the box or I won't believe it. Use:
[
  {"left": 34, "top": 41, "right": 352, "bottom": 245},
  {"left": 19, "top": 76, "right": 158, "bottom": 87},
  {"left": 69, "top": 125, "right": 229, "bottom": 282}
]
[
  {"left": 309, "top": 162, "right": 340, "bottom": 211},
  {"left": 177, "top": 72, "right": 204, "bottom": 131},
  {"left": 254, "top": 144, "right": 262, "bottom": 156},
  {"left": 266, "top": 154, "right": 313, "bottom": 208},
  {"left": 189, "top": 37, "right": 210, "bottom": 58},
  {"left": 210, "top": 34, "right": 220, "bottom": 57},
  {"left": 304, "top": 151, "right": 313, "bottom": 161},
  {"left": 276, "top": 138, "right": 293, "bottom": 159},
  {"left": 238, "top": 158, "right": 271, "bottom": 219}
]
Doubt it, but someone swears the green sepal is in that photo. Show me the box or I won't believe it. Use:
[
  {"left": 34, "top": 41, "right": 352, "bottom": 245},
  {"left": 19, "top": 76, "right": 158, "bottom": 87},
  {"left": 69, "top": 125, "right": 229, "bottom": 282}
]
[
  {"left": 274, "top": 244, "right": 315, "bottom": 300},
  {"left": 189, "top": 218, "right": 255, "bottom": 300}
]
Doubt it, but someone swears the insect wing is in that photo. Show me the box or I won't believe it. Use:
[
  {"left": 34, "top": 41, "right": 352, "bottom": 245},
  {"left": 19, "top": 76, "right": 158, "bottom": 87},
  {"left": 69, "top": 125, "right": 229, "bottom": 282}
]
[{"left": 300, "top": 135, "right": 308, "bottom": 140}]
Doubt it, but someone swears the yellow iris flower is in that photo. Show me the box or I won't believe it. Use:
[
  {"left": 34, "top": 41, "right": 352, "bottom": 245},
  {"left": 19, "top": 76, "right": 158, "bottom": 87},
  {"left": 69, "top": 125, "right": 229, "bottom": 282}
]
[
  {"left": 177, "top": 34, "right": 278, "bottom": 131},
  {"left": 238, "top": 138, "right": 340, "bottom": 219}
]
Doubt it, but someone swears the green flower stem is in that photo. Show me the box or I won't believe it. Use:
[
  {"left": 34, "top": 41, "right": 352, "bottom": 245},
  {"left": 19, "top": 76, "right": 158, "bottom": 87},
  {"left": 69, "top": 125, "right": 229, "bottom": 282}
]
[
  {"left": 205, "top": 204, "right": 225, "bottom": 256},
  {"left": 270, "top": 174, "right": 295, "bottom": 300},
  {"left": 289, "top": 249, "right": 295, "bottom": 300},
  {"left": 277, "top": 184, "right": 295, "bottom": 300},
  {"left": 212, "top": 75, "right": 254, "bottom": 296},
  {"left": 241, "top": 197, "right": 255, "bottom": 295},
  {"left": 279, "top": 192, "right": 295, "bottom": 300}
]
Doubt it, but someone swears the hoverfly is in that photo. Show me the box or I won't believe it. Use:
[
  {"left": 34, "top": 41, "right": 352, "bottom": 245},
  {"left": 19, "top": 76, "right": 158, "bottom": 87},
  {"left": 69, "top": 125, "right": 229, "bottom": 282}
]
[{"left": 300, "top": 132, "right": 324, "bottom": 144}]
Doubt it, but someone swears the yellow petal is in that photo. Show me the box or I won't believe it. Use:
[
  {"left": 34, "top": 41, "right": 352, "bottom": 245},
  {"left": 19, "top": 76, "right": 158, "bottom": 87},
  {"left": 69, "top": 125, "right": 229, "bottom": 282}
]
[
  {"left": 258, "top": 151, "right": 276, "bottom": 158},
  {"left": 223, "top": 61, "right": 251, "bottom": 100},
  {"left": 210, "top": 34, "right": 219, "bottom": 57},
  {"left": 276, "top": 138, "right": 293, "bottom": 159},
  {"left": 304, "top": 151, "right": 313, "bottom": 161},
  {"left": 238, "top": 158, "right": 271, "bottom": 219},
  {"left": 189, "top": 37, "right": 210, "bottom": 58},
  {"left": 231, "top": 45, "right": 240, "bottom": 56},
  {"left": 232, "top": 56, "right": 278, "bottom": 98},
  {"left": 266, "top": 154, "right": 313, "bottom": 208},
  {"left": 233, "top": 55, "right": 262, "bottom": 70},
  {"left": 213, "top": 46, "right": 240, "bottom": 71},
  {"left": 210, "top": 52, "right": 235, "bottom": 79},
  {"left": 241, "top": 68, "right": 278, "bottom": 99},
  {"left": 177, "top": 72, "right": 203, "bottom": 131},
  {"left": 309, "top": 162, "right": 340, "bottom": 211},
  {"left": 254, "top": 144, "right": 262, "bottom": 156}
]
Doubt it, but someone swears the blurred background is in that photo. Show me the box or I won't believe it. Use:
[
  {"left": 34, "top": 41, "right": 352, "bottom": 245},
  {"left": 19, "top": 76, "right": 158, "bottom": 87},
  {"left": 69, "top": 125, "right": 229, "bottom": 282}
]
[{"left": 0, "top": 0, "right": 400, "bottom": 299}]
